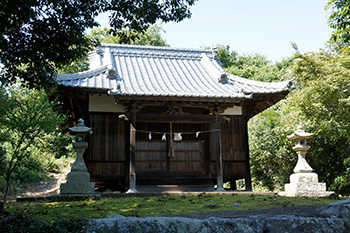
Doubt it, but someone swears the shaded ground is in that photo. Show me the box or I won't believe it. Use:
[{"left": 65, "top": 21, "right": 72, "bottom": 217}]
[{"left": 2, "top": 165, "right": 70, "bottom": 201}]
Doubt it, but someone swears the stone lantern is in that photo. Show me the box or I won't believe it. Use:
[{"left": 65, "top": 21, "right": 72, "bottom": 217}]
[
  {"left": 60, "top": 118, "right": 95, "bottom": 194},
  {"left": 279, "top": 125, "right": 334, "bottom": 197},
  {"left": 288, "top": 125, "right": 314, "bottom": 173}
]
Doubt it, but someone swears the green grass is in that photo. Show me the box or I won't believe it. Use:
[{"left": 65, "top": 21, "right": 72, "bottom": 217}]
[{"left": 5, "top": 193, "right": 342, "bottom": 221}]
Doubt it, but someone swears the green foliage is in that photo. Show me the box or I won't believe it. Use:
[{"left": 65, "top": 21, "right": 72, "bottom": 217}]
[
  {"left": 248, "top": 50, "right": 350, "bottom": 194},
  {"left": 107, "top": 0, "right": 196, "bottom": 41},
  {"left": 59, "top": 24, "right": 169, "bottom": 74},
  {"left": 215, "top": 44, "right": 293, "bottom": 82},
  {"left": 0, "top": 212, "right": 87, "bottom": 233},
  {"left": 0, "top": 0, "right": 100, "bottom": 88},
  {"left": 290, "top": 50, "right": 350, "bottom": 194},
  {"left": 215, "top": 44, "right": 238, "bottom": 68},
  {"left": 0, "top": 83, "right": 66, "bottom": 204},
  {"left": 249, "top": 105, "right": 296, "bottom": 191},
  {"left": 135, "top": 24, "right": 170, "bottom": 47},
  {"left": 326, "top": 0, "right": 350, "bottom": 49},
  {"left": 0, "top": 0, "right": 196, "bottom": 88},
  {"left": 88, "top": 24, "right": 169, "bottom": 47},
  {"left": 226, "top": 54, "right": 293, "bottom": 82}
]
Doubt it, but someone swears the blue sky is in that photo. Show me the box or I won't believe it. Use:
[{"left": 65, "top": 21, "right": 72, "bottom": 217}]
[{"left": 96, "top": 0, "right": 332, "bottom": 61}]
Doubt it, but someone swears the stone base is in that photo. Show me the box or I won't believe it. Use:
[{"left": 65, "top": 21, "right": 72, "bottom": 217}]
[
  {"left": 214, "top": 188, "right": 226, "bottom": 192},
  {"left": 60, "top": 182, "right": 95, "bottom": 194},
  {"left": 51, "top": 193, "right": 101, "bottom": 202},
  {"left": 60, "top": 171, "right": 95, "bottom": 194},
  {"left": 126, "top": 188, "right": 139, "bottom": 193},
  {"left": 279, "top": 173, "right": 334, "bottom": 197}
]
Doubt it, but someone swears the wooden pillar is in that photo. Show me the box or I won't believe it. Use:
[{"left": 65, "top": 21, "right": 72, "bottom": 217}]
[
  {"left": 215, "top": 113, "right": 225, "bottom": 192},
  {"left": 127, "top": 110, "right": 138, "bottom": 193},
  {"left": 242, "top": 102, "right": 253, "bottom": 192},
  {"left": 243, "top": 119, "right": 252, "bottom": 191},
  {"left": 230, "top": 179, "right": 237, "bottom": 191},
  {"left": 242, "top": 102, "right": 253, "bottom": 191}
]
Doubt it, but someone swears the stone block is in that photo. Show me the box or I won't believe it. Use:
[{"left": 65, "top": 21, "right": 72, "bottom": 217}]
[
  {"left": 60, "top": 171, "right": 95, "bottom": 194},
  {"left": 290, "top": 173, "right": 318, "bottom": 183},
  {"left": 280, "top": 173, "right": 334, "bottom": 197},
  {"left": 60, "top": 182, "right": 95, "bottom": 194}
]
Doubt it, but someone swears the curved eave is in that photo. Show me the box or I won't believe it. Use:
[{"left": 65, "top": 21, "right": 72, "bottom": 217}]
[{"left": 227, "top": 74, "right": 294, "bottom": 94}]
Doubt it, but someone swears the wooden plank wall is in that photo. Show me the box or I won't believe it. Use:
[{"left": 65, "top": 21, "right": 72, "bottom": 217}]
[
  {"left": 136, "top": 141, "right": 167, "bottom": 171},
  {"left": 86, "top": 113, "right": 126, "bottom": 178},
  {"left": 84, "top": 113, "right": 248, "bottom": 189},
  {"left": 170, "top": 142, "right": 204, "bottom": 172},
  {"left": 135, "top": 122, "right": 207, "bottom": 177},
  {"left": 210, "top": 116, "right": 246, "bottom": 179},
  {"left": 222, "top": 116, "right": 246, "bottom": 179},
  {"left": 135, "top": 141, "right": 205, "bottom": 173}
]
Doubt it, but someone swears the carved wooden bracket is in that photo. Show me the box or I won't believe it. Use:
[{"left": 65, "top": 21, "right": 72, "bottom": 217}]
[
  {"left": 166, "top": 104, "right": 186, "bottom": 115},
  {"left": 209, "top": 105, "right": 226, "bottom": 115},
  {"left": 129, "top": 102, "right": 143, "bottom": 113}
]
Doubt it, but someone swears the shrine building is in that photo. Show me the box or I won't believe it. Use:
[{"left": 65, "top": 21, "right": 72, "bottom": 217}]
[{"left": 56, "top": 44, "right": 293, "bottom": 193}]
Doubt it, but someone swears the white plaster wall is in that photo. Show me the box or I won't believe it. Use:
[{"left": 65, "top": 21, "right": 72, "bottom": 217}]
[{"left": 89, "top": 94, "right": 126, "bottom": 113}]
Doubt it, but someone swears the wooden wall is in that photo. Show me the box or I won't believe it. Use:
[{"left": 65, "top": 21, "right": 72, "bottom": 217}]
[
  {"left": 209, "top": 116, "right": 247, "bottom": 180},
  {"left": 135, "top": 141, "right": 205, "bottom": 173},
  {"left": 135, "top": 122, "right": 208, "bottom": 180},
  {"left": 85, "top": 113, "right": 127, "bottom": 189},
  {"left": 84, "top": 112, "right": 249, "bottom": 190},
  {"left": 221, "top": 116, "right": 247, "bottom": 179}
]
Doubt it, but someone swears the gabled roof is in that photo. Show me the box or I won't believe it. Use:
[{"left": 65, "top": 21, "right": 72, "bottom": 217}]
[{"left": 56, "top": 44, "right": 293, "bottom": 100}]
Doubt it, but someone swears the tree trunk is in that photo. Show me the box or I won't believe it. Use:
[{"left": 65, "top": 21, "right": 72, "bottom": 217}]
[{"left": 0, "top": 201, "right": 4, "bottom": 213}]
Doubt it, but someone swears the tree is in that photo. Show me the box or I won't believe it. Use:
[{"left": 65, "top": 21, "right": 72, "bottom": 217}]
[
  {"left": 215, "top": 45, "right": 238, "bottom": 68},
  {"left": 326, "top": 0, "right": 350, "bottom": 48},
  {"left": 0, "top": 0, "right": 196, "bottom": 88},
  {"left": 88, "top": 24, "right": 169, "bottom": 46},
  {"left": 0, "top": 84, "right": 63, "bottom": 211},
  {"left": 248, "top": 105, "right": 296, "bottom": 191},
  {"left": 248, "top": 50, "right": 350, "bottom": 194},
  {"left": 59, "top": 24, "right": 169, "bottom": 74},
  {"left": 290, "top": 50, "right": 350, "bottom": 194},
  {"left": 215, "top": 45, "right": 293, "bottom": 82}
]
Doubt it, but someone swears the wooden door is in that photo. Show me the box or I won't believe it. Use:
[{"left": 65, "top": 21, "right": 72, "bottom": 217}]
[
  {"left": 135, "top": 141, "right": 167, "bottom": 171},
  {"left": 170, "top": 141, "right": 204, "bottom": 172},
  {"left": 135, "top": 122, "right": 207, "bottom": 176}
]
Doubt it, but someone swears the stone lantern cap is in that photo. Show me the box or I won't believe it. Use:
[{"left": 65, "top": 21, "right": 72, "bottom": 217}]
[
  {"left": 287, "top": 125, "right": 313, "bottom": 152},
  {"left": 287, "top": 125, "right": 313, "bottom": 140},
  {"left": 68, "top": 118, "right": 92, "bottom": 135}
]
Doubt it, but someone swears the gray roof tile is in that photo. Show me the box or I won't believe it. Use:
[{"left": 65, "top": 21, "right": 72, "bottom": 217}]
[{"left": 56, "top": 44, "right": 293, "bottom": 99}]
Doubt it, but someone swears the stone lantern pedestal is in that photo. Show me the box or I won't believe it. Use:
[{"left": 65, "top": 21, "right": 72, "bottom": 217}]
[
  {"left": 279, "top": 126, "right": 334, "bottom": 197},
  {"left": 60, "top": 119, "right": 95, "bottom": 195}
]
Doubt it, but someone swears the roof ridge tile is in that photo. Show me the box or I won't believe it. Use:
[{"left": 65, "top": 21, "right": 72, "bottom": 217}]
[
  {"left": 100, "top": 43, "right": 212, "bottom": 54},
  {"left": 56, "top": 65, "right": 108, "bottom": 80}
]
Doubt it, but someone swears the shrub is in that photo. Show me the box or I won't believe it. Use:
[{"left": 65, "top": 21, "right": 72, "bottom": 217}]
[{"left": 0, "top": 212, "right": 87, "bottom": 233}]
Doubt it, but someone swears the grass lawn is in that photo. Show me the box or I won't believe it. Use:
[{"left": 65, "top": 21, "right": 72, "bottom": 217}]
[{"left": 5, "top": 193, "right": 342, "bottom": 221}]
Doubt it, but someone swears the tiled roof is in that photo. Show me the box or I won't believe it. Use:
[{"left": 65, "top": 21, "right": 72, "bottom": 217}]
[{"left": 56, "top": 44, "right": 293, "bottom": 99}]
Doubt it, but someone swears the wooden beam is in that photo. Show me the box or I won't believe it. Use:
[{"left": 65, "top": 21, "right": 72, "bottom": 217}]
[{"left": 137, "top": 114, "right": 216, "bottom": 123}]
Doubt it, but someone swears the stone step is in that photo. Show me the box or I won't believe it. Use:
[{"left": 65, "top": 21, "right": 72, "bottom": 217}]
[
  {"left": 136, "top": 178, "right": 214, "bottom": 186},
  {"left": 136, "top": 184, "right": 214, "bottom": 193}
]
